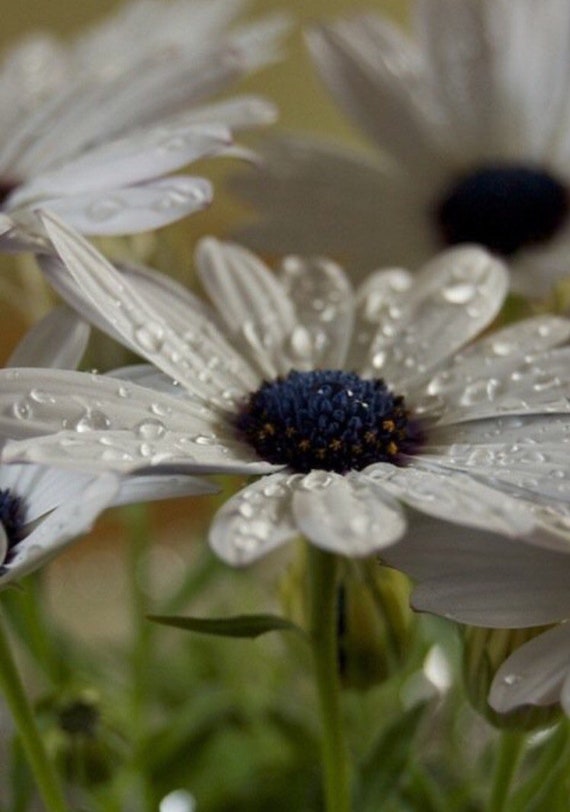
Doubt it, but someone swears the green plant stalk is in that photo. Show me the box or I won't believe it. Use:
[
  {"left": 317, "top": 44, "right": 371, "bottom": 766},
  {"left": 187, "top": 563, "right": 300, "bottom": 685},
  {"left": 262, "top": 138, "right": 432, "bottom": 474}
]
[
  {"left": 0, "top": 607, "right": 68, "bottom": 812},
  {"left": 308, "top": 547, "right": 352, "bottom": 812},
  {"left": 125, "top": 504, "right": 154, "bottom": 812},
  {"left": 488, "top": 730, "right": 525, "bottom": 812}
]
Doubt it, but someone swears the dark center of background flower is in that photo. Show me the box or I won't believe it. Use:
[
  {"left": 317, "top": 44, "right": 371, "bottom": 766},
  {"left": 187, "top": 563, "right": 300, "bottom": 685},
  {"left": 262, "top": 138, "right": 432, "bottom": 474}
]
[
  {"left": 0, "top": 488, "right": 27, "bottom": 560},
  {"left": 0, "top": 179, "right": 19, "bottom": 207},
  {"left": 435, "top": 164, "right": 569, "bottom": 256},
  {"left": 236, "top": 369, "right": 415, "bottom": 474}
]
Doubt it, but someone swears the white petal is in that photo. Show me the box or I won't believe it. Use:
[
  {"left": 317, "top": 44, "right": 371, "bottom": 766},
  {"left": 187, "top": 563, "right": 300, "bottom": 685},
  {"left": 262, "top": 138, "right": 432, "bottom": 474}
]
[
  {"left": 362, "top": 246, "right": 508, "bottom": 388},
  {"left": 307, "top": 16, "right": 446, "bottom": 179},
  {"left": 12, "top": 121, "right": 232, "bottom": 202},
  {"left": 414, "top": 0, "right": 513, "bottom": 160},
  {"left": 0, "top": 463, "right": 100, "bottom": 523},
  {"left": 32, "top": 176, "right": 213, "bottom": 236},
  {"left": 366, "top": 463, "right": 537, "bottom": 538},
  {"left": 490, "top": 624, "right": 570, "bottom": 712},
  {"left": 292, "top": 470, "right": 406, "bottom": 556},
  {"left": 209, "top": 473, "right": 299, "bottom": 565},
  {"left": 7, "top": 306, "right": 89, "bottom": 370},
  {"left": 2, "top": 429, "right": 279, "bottom": 476},
  {"left": 196, "top": 237, "right": 297, "bottom": 378},
  {"left": 347, "top": 267, "right": 413, "bottom": 371},
  {"left": 0, "top": 473, "right": 118, "bottom": 587},
  {"left": 180, "top": 95, "right": 278, "bottom": 131},
  {"left": 39, "top": 214, "right": 252, "bottom": 406},
  {"left": 0, "top": 367, "right": 220, "bottom": 440},
  {"left": 419, "top": 441, "right": 570, "bottom": 506},
  {"left": 277, "top": 254, "right": 354, "bottom": 370},
  {"left": 412, "top": 569, "right": 570, "bottom": 628},
  {"left": 111, "top": 472, "right": 219, "bottom": 506},
  {"left": 414, "top": 317, "right": 570, "bottom": 421}
]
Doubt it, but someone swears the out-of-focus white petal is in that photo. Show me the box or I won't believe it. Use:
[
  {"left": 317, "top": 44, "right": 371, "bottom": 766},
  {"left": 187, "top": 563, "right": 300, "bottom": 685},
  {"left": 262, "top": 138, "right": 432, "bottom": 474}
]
[
  {"left": 490, "top": 623, "right": 570, "bottom": 712},
  {"left": 11, "top": 121, "right": 232, "bottom": 203},
  {"left": 111, "top": 472, "right": 218, "bottom": 505},
  {"left": 232, "top": 136, "right": 434, "bottom": 280},
  {"left": 382, "top": 515, "right": 570, "bottom": 626},
  {"left": 209, "top": 473, "right": 299, "bottom": 565},
  {"left": 292, "top": 470, "right": 406, "bottom": 556},
  {"left": 180, "top": 95, "right": 278, "bottom": 130},
  {"left": 7, "top": 306, "right": 89, "bottom": 370},
  {"left": 307, "top": 16, "right": 446, "bottom": 180}
]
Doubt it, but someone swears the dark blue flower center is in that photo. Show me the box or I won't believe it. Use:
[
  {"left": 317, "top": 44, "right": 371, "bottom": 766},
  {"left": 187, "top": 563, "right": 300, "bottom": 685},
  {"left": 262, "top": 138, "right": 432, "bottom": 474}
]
[
  {"left": 435, "top": 165, "right": 569, "bottom": 256},
  {"left": 0, "top": 489, "right": 26, "bottom": 560},
  {"left": 236, "top": 369, "right": 417, "bottom": 474}
]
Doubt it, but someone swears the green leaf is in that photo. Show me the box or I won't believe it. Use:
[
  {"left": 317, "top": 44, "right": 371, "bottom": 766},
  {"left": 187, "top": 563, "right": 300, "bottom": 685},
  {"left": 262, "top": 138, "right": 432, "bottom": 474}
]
[{"left": 148, "top": 613, "right": 304, "bottom": 640}]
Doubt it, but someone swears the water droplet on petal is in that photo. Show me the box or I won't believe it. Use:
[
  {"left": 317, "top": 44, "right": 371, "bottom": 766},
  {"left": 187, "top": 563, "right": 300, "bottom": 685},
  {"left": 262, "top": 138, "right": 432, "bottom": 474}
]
[
  {"left": 442, "top": 282, "right": 476, "bottom": 304},
  {"left": 134, "top": 322, "right": 165, "bottom": 353},
  {"left": 67, "top": 409, "right": 111, "bottom": 432},
  {"left": 135, "top": 419, "right": 166, "bottom": 440},
  {"left": 300, "top": 471, "right": 333, "bottom": 491}
]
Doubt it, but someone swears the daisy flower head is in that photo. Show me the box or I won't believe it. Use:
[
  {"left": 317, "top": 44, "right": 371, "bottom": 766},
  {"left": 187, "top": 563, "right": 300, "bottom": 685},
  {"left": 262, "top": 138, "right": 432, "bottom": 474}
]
[
  {"left": 0, "top": 301, "right": 217, "bottom": 588},
  {"left": 234, "top": 0, "right": 570, "bottom": 296},
  {"left": 383, "top": 519, "right": 570, "bottom": 717},
  {"left": 0, "top": 0, "right": 285, "bottom": 244},
  {"left": 3, "top": 213, "right": 570, "bottom": 569}
]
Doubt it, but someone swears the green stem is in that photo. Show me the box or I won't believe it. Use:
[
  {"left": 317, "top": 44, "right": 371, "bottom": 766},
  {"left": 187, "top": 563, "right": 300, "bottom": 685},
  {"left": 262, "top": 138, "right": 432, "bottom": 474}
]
[
  {"left": 0, "top": 608, "right": 68, "bottom": 812},
  {"left": 125, "top": 504, "right": 154, "bottom": 812},
  {"left": 308, "top": 547, "right": 351, "bottom": 812},
  {"left": 488, "top": 730, "right": 525, "bottom": 812}
]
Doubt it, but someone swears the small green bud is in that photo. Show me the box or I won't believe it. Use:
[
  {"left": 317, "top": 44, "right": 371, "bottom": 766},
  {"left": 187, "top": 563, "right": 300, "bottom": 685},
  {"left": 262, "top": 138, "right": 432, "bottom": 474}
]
[
  {"left": 463, "top": 626, "right": 561, "bottom": 730},
  {"left": 336, "top": 561, "right": 414, "bottom": 690}
]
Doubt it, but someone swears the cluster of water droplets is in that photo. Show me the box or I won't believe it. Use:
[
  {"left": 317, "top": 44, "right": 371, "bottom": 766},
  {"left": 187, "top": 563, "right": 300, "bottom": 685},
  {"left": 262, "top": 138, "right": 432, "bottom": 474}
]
[
  {"left": 226, "top": 474, "right": 299, "bottom": 561},
  {"left": 278, "top": 255, "right": 353, "bottom": 369},
  {"left": 3, "top": 370, "right": 247, "bottom": 470}
]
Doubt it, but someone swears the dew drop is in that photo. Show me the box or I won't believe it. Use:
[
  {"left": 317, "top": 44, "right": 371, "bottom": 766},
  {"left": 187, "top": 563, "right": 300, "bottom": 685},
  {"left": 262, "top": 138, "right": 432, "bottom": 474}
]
[
  {"left": 28, "top": 388, "right": 55, "bottom": 404},
  {"left": 300, "top": 471, "right": 333, "bottom": 491},
  {"left": 69, "top": 410, "right": 111, "bottom": 432},
  {"left": 442, "top": 282, "right": 476, "bottom": 304},
  {"left": 134, "top": 322, "right": 165, "bottom": 353},
  {"left": 135, "top": 419, "right": 166, "bottom": 440},
  {"left": 12, "top": 399, "right": 32, "bottom": 420}
]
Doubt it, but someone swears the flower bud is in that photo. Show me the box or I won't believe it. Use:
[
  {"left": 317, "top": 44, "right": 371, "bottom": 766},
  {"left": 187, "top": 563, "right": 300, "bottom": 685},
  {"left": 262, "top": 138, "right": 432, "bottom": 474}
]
[{"left": 463, "top": 626, "right": 561, "bottom": 730}]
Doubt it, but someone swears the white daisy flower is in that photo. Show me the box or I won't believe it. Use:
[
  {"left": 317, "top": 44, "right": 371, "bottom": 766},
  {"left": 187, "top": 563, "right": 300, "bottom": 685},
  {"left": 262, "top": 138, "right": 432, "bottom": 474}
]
[
  {"left": 383, "top": 518, "right": 570, "bottom": 716},
  {"left": 0, "top": 0, "right": 285, "bottom": 242},
  {"left": 233, "top": 0, "right": 570, "bottom": 296},
  {"left": 0, "top": 302, "right": 218, "bottom": 588},
  {"left": 3, "top": 213, "right": 570, "bottom": 568}
]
